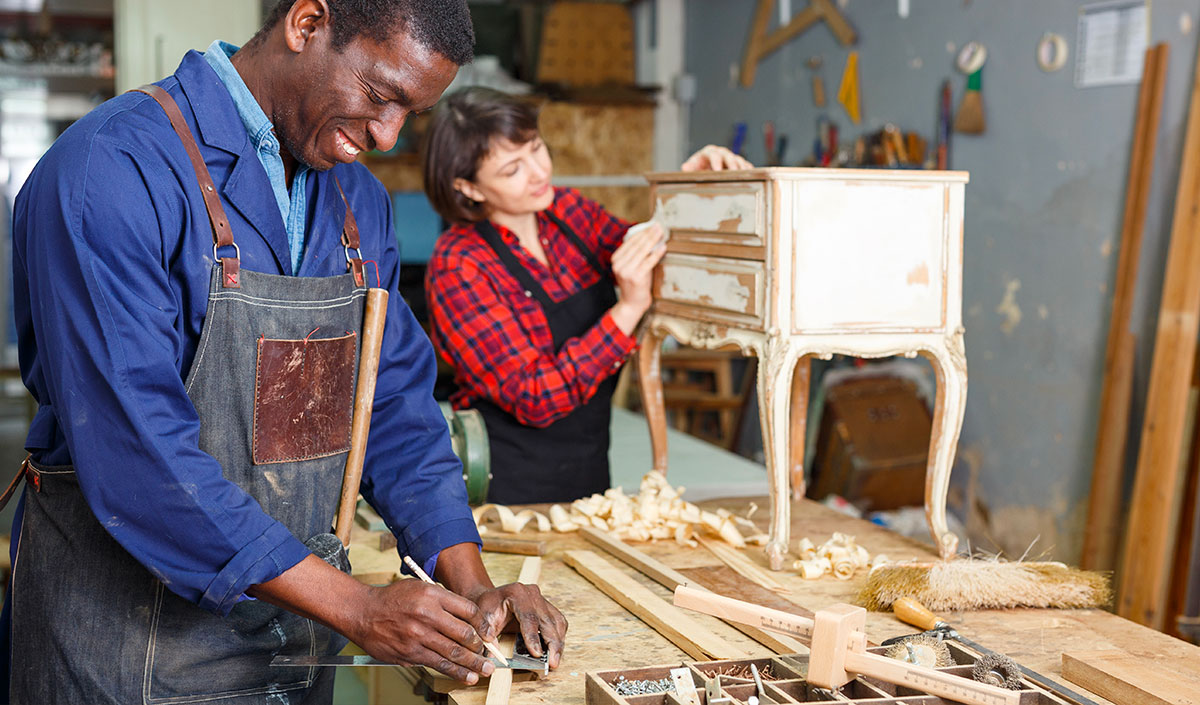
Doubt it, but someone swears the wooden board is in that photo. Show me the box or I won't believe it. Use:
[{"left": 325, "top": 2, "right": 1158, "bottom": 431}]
[
  {"left": 1062, "top": 650, "right": 1200, "bottom": 705},
  {"left": 536, "top": 2, "right": 635, "bottom": 86},
  {"left": 1118, "top": 38, "right": 1200, "bottom": 629},
  {"left": 485, "top": 558, "right": 542, "bottom": 705},
  {"left": 579, "top": 528, "right": 807, "bottom": 654},
  {"left": 1083, "top": 43, "right": 1168, "bottom": 572},
  {"left": 562, "top": 549, "right": 752, "bottom": 661}
]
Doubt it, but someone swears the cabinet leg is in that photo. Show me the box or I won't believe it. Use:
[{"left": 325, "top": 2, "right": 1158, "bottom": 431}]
[
  {"left": 789, "top": 356, "right": 811, "bottom": 500},
  {"left": 758, "top": 346, "right": 796, "bottom": 570},
  {"left": 638, "top": 327, "right": 669, "bottom": 474},
  {"left": 921, "top": 336, "right": 968, "bottom": 560}
]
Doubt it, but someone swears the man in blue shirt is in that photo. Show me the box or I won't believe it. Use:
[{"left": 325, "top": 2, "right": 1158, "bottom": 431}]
[{"left": 5, "top": 1, "right": 566, "bottom": 703}]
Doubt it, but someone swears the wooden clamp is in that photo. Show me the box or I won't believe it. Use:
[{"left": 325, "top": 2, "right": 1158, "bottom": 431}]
[
  {"left": 673, "top": 586, "right": 1021, "bottom": 705},
  {"left": 741, "top": 0, "right": 856, "bottom": 88}
]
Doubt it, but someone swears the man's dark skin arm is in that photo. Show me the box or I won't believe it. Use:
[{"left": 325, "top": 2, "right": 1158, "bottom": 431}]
[{"left": 247, "top": 542, "right": 567, "bottom": 684}]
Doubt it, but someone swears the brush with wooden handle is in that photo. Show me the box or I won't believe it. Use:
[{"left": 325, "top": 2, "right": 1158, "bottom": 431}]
[
  {"left": 891, "top": 597, "right": 1101, "bottom": 705},
  {"left": 673, "top": 586, "right": 1021, "bottom": 705}
]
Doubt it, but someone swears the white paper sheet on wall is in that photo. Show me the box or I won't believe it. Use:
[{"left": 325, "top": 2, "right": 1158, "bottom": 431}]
[{"left": 1075, "top": 0, "right": 1149, "bottom": 88}]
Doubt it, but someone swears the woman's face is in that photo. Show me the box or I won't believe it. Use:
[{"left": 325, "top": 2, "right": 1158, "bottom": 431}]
[{"left": 456, "top": 136, "right": 555, "bottom": 219}]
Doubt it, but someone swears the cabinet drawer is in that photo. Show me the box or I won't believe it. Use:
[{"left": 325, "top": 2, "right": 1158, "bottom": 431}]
[
  {"left": 653, "top": 253, "right": 765, "bottom": 324},
  {"left": 652, "top": 182, "right": 766, "bottom": 248}
]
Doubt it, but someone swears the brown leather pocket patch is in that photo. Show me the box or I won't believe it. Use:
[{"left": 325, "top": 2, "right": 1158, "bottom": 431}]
[{"left": 252, "top": 332, "right": 357, "bottom": 465}]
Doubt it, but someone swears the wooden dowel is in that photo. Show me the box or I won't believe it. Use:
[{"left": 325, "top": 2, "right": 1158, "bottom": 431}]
[{"left": 482, "top": 536, "right": 547, "bottom": 556}]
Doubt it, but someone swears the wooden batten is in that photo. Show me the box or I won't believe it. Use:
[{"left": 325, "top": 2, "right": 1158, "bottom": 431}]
[{"left": 562, "top": 549, "right": 751, "bottom": 661}]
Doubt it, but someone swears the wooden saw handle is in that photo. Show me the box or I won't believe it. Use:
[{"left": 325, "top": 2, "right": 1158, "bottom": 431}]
[{"left": 335, "top": 287, "right": 389, "bottom": 546}]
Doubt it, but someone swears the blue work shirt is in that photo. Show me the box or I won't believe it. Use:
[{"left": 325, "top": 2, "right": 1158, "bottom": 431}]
[
  {"left": 203, "top": 40, "right": 311, "bottom": 273},
  {"left": 10, "top": 50, "right": 480, "bottom": 615}
]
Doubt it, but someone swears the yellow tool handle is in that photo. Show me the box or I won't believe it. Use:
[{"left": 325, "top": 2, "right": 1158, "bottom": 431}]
[
  {"left": 334, "top": 287, "right": 389, "bottom": 546},
  {"left": 893, "top": 597, "right": 942, "bottom": 631}
]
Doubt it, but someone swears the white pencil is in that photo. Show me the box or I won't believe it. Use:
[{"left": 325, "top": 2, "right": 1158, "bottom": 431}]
[{"left": 402, "top": 555, "right": 509, "bottom": 666}]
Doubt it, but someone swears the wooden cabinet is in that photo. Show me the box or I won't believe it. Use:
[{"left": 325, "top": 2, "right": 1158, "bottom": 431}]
[{"left": 638, "top": 168, "right": 969, "bottom": 568}]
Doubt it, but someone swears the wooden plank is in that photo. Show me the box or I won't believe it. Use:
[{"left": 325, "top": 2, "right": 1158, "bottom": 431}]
[
  {"left": 696, "top": 536, "right": 787, "bottom": 594},
  {"left": 1062, "top": 650, "right": 1200, "bottom": 705},
  {"left": 1118, "top": 38, "right": 1200, "bottom": 629},
  {"left": 680, "top": 566, "right": 814, "bottom": 621},
  {"left": 485, "top": 557, "right": 542, "bottom": 705},
  {"left": 580, "top": 527, "right": 808, "bottom": 654},
  {"left": 481, "top": 536, "right": 547, "bottom": 556},
  {"left": 1083, "top": 43, "right": 1168, "bottom": 572},
  {"left": 1168, "top": 348, "right": 1200, "bottom": 638},
  {"left": 561, "top": 550, "right": 751, "bottom": 661}
]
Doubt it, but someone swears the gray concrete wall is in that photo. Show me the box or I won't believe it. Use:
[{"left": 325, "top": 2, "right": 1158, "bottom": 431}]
[{"left": 685, "top": 0, "right": 1200, "bottom": 561}]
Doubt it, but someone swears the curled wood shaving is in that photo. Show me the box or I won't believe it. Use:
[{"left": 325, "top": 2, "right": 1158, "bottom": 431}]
[
  {"left": 469, "top": 471, "right": 751, "bottom": 548},
  {"left": 791, "top": 533, "right": 887, "bottom": 580}
]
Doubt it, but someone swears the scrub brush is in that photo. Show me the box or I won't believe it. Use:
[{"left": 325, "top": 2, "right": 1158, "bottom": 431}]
[{"left": 858, "top": 558, "right": 1111, "bottom": 612}]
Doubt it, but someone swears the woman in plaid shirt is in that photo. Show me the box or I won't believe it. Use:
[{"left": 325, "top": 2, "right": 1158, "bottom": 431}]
[{"left": 422, "top": 87, "right": 749, "bottom": 505}]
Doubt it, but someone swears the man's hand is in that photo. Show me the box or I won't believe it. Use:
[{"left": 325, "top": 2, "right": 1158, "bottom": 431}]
[
  {"left": 350, "top": 579, "right": 497, "bottom": 684},
  {"left": 680, "top": 144, "right": 753, "bottom": 172},
  {"left": 468, "top": 582, "right": 569, "bottom": 669},
  {"left": 248, "top": 553, "right": 498, "bottom": 685}
]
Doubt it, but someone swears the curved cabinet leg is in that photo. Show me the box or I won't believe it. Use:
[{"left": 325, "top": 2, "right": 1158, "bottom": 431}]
[
  {"left": 789, "top": 355, "right": 811, "bottom": 501},
  {"left": 758, "top": 342, "right": 796, "bottom": 570},
  {"left": 920, "top": 334, "right": 968, "bottom": 560},
  {"left": 638, "top": 325, "right": 669, "bottom": 474}
]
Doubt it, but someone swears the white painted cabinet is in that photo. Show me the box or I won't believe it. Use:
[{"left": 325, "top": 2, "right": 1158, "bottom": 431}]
[
  {"left": 638, "top": 168, "right": 970, "bottom": 569},
  {"left": 115, "top": 0, "right": 261, "bottom": 92}
]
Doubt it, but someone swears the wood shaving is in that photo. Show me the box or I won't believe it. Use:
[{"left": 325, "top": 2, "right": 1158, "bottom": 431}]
[
  {"left": 791, "top": 533, "right": 887, "bottom": 581},
  {"left": 470, "top": 471, "right": 757, "bottom": 548}
]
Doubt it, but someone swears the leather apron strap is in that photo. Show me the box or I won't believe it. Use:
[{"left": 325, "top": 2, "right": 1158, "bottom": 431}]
[{"left": 133, "top": 84, "right": 242, "bottom": 289}]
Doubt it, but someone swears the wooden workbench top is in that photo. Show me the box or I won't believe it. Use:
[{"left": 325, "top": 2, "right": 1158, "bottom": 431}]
[{"left": 349, "top": 496, "right": 1196, "bottom": 705}]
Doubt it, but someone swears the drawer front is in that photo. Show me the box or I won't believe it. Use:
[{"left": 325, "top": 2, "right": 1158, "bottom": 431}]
[
  {"left": 652, "top": 182, "right": 766, "bottom": 248},
  {"left": 654, "top": 253, "right": 765, "bottom": 324},
  {"left": 791, "top": 180, "right": 950, "bottom": 332}
]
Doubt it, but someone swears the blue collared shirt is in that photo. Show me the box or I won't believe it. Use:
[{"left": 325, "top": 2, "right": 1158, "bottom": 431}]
[
  {"left": 204, "top": 40, "right": 310, "bottom": 274},
  {"left": 10, "top": 50, "right": 479, "bottom": 614}
]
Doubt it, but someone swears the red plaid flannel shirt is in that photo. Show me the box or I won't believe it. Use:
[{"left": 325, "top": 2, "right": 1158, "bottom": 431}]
[{"left": 426, "top": 188, "right": 637, "bottom": 427}]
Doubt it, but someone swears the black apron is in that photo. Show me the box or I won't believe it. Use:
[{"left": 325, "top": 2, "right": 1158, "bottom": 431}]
[
  {"left": 473, "top": 213, "right": 620, "bottom": 505},
  {"left": 9, "top": 86, "right": 367, "bottom": 704}
]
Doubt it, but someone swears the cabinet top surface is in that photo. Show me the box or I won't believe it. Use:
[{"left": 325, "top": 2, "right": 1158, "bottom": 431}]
[{"left": 646, "top": 167, "right": 970, "bottom": 185}]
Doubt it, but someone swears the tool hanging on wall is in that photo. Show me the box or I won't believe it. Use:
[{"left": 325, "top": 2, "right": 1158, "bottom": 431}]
[
  {"left": 837, "top": 51, "right": 861, "bottom": 124},
  {"left": 953, "top": 42, "right": 987, "bottom": 134},
  {"left": 806, "top": 56, "right": 826, "bottom": 106},
  {"left": 936, "top": 79, "right": 952, "bottom": 169},
  {"left": 764, "top": 120, "right": 777, "bottom": 166},
  {"left": 740, "top": 0, "right": 856, "bottom": 88},
  {"left": 732, "top": 121, "right": 748, "bottom": 156}
]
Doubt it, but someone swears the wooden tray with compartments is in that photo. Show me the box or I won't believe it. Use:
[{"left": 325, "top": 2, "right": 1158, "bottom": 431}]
[{"left": 586, "top": 642, "right": 1069, "bottom": 705}]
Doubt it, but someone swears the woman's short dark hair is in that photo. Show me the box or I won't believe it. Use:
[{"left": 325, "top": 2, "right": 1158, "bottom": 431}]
[{"left": 421, "top": 87, "right": 540, "bottom": 224}]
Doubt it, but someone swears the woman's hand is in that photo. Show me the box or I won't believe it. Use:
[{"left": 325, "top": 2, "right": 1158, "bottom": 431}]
[
  {"left": 680, "top": 145, "right": 753, "bottom": 172},
  {"left": 610, "top": 222, "right": 667, "bottom": 334}
]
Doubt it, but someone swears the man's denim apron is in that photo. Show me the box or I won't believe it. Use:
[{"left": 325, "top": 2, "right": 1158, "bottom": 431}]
[{"left": 9, "top": 85, "right": 368, "bottom": 705}]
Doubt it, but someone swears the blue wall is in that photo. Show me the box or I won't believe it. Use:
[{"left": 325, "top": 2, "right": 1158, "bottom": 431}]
[{"left": 686, "top": 0, "right": 1200, "bottom": 561}]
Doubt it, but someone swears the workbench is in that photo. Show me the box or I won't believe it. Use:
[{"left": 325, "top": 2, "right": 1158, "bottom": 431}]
[{"left": 346, "top": 495, "right": 1196, "bottom": 705}]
